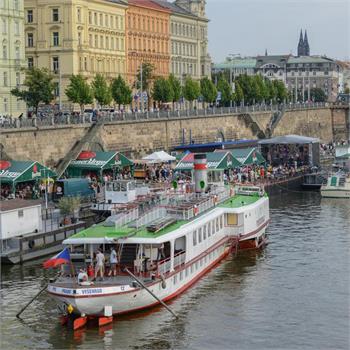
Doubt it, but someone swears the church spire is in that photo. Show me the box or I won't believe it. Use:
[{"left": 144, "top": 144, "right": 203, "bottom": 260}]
[
  {"left": 304, "top": 30, "right": 310, "bottom": 56},
  {"left": 297, "top": 29, "right": 304, "bottom": 56}
]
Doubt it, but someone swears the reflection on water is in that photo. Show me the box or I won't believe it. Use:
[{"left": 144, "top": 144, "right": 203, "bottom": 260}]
[{"left": 1, "top": 193, "right": 349, "bottom": 350}]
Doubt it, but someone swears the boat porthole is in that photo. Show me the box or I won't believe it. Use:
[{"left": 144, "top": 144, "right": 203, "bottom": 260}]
[
  {"left": 28, "top": 240, "right": 35, "bottom": 249},
  {"left": 162, "top": 280, "right": 167, "bottom": 289}
]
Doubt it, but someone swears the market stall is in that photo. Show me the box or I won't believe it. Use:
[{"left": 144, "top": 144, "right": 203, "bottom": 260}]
[
  {"left": 175, "top": 152, "right": 241, "bottom": 183},
  {"left": 0, "top": 160, "right": 56, "bottom": 199},
  {"left": 65, "top": 151, "right": 133, "bottom": 181}
]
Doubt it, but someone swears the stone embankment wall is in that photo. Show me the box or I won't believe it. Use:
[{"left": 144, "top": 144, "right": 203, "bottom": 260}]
[{"left": 0, "top": 107, "right": 348, "bottom": 167}]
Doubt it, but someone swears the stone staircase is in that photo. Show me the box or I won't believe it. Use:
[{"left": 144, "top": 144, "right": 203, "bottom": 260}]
[
  {"left": 238, "top": 113, "right": 266, "bottom": 139},
  {"left": 267, "top": 106, "right": 286, "bottom": 137},
  {"left": 55, "top": 121, "right": 104, "bottom": 178}
]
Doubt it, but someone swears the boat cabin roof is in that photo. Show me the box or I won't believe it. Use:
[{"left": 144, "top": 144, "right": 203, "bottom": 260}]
[{"left": 64, "top": 193, "right": 263, "bottom": 245}]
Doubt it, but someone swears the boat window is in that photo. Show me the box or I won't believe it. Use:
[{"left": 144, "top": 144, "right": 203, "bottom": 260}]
[
  {"left": 203, "top": 225, "right": 207, "bottom": 240},
  {"left": 227, "top": 213, "right": 238, "bottom": 226},
  {"left": 190, "top": 264, "right": 194, "bottom": 273},
  {"left": 216, "top": 218, "right": 219, "bottom": 232},
  {"left": 220, "top": 215, "right": 223, "bottom": 230},
  {"left": 173, "top": 274, "right": 177, "bottom": 285},
  {"left": 195, "top": 261, "right": 198, "bottom": 270},
  {"left": 180, "top": 271, "right": 183, "bottom": 280},
  {"left": 106, "top": 182, "right": 113, "bottom": 191},
  {"left": 120, "top": 182, "right": 127, "bottom": 191},
  {"left": 212, "top": 220, "right": 216, "bottom": 235},
  {"left": 198, "top": 227, "right": 202, "bottom": 243},
  {"left": 185, "top": 267, "right": 189, "bottom": 277},
  {"left": 208, "top": 222, "right": 211, "bottom": 237},
  {"left": 200, "top": 258, "right": 203, "bottom": 267},
  {"left": 113, "top": 182, "right": 121, "bottom": 191},
  {"left": 192, "top": 231, "right": 197, "bottom": 246}
]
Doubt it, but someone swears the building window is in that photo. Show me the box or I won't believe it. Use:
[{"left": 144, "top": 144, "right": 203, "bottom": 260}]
[
  {"left": 77, "top": 8, "right": 81, "bottom": 22},
  {"left": 52, "top": 8, "right": 59, "bottom": 22},
  {"left": 52, "top": 32, "right": 59, "bottom": 46},
  {"left": 16, "top": 72, "right": 20, "bottom": 87},
  {"left": 3, "top": 97, "right": 8, "bottom": 112},
  {"left": 27, "top": 56, "right": 34, "bottom": 68},
  {"left": 15, "top": 46, "right": 20, "bottom": 59},
  {"left": 78, "top": 32, "right": 82, "bottom": 45},
  {"left": 14, "top": 21, "right": 20, "bottom": 35},
  {"left": 88, "top": 12, "right": 92, "bottom": 24},
  {"left": 2, "top": 18, "right": 6, "bottom": 34},
  {"left": 2, "top": 45, "right": 7, "bottom": 59},
  {"left": 27, "top": 10, "right": 33, "bottom": 23},
  {"left": 14, "top": 0, "right": 19, "bottom": 11},
  {"left": 52, "top": 56, "right": 59, "bottom": 72},
  {"left": 3, "top": 71, "right": 8, "bottom": 86},
  {"left": 27, "top": 33, "right": 34, "bottom": 47}
]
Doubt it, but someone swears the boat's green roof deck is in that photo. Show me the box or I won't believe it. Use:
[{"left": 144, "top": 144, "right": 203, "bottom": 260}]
[
  {"left": 219, "top": 194, "right": 262, "bottom": 208},
  {"left": 69, "top": 194, "right": 264, "bottom": 241},
  {"left": 70, "top": 220, "right": 187, "bottom": 240}
]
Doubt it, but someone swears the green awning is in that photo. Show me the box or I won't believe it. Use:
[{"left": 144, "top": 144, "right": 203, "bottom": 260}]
[
  {"left": 175, "top": 152, "right": 241, "bottom": 171},
  {"left": 0, "top": 160, "right": 57, "bottom": 184},
  {"left": 230, "top": 148, "right": 266, "bottom": 165},
  {"left": 66, "top": 151, "right": 133, "bottom": 174}
]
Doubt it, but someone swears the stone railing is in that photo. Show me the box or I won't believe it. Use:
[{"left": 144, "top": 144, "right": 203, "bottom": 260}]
[{"left": 0, "top": 101, "right": 334, "bottom": 130}]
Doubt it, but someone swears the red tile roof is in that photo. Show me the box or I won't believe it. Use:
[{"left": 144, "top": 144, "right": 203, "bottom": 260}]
[{"left": 128, "top": 0, "right": 171, "bottom": 13}]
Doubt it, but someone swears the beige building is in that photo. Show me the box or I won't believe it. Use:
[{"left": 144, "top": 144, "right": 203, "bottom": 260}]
[
  {"left": 24, "top": 0, "right": 127, "bottom": 108},
  {"left": 154, "top": 0, "right": 211, "bottom": 82},
  {"left": 0, "top": 0, "right": 27, "bottom": 117}
]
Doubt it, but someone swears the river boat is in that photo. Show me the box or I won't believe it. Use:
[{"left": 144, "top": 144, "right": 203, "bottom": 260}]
[
  {"left": 47, "top": 155, "right": 270, "bottom": 326},
  {"left": 301, "top": 172, "right": 327, "bottom": 191},
  {"left": 320, "top": 173, "right": 350, "bottom": 198}
]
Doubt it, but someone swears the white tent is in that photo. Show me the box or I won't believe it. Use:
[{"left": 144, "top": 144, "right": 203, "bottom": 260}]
[{"left": 142, "top": 151, "right": 176, "bottom": 163}]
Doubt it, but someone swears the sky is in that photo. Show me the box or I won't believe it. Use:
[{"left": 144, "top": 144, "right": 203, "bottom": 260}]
[{"left": 206, "top": 0, "right": 350, "bottom": 62}]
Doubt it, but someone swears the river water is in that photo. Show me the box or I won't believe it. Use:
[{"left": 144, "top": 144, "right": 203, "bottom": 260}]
[{"left": 1, "top": 192, "right": 349, "bottom": 350}]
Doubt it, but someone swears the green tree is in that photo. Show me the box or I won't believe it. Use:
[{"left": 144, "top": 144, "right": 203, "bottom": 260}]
[
  {"left": 168, "top": 74, "right": 182, "bottom": 108},
  {"left": 217, "top": 77, "right": 232, "bottom": 106},
  {"left": 152, "top": 77, "right": 174, "bottom": 106},
  {"left": 135, "top": 62, "right": 155, "bottom": 110},
  {"left": 92, "top": 74, "right": 112, "bottom": 108},
  {"left": 110, "top": 75, "right": 132, "bottom": 110},
  {"left": 233, "top": 81, "right": 244, "bottom": 104},
  {"left": 265, "top": 78, "right": 277, "bottom": 103},
  {"left": 309, "top": 87, "right": 327, "bottom": 102},
  {"left": 344, "top": 87, "right": 350, "bottom": 94},
  {"left": 11, "top": 68, "right": 55, "bottom": 116},
  {"left": 255, "top": 75, "right": 269, "bottom": 103},
  {"left": 183, "top": 76, "right": 200, "bottom": 109},
  {"left": 273, "top": 80, "right": 288, "bottom": 103},
  {"left": 200, "top": 77, "right": 217, "bottom": 106},
  {"left": 65, "top": 75, "right": 93, "bottom": 115}
]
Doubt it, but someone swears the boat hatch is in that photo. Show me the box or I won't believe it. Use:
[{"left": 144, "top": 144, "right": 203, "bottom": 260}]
[{"left": 146, "top": 217, "right": 177, "bottom": 233}]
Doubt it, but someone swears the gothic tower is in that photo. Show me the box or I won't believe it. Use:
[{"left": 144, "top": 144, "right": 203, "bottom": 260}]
[
  {"left": 297, "top": 29, "right": 304, "bottom": 56},
  {"left": 304, "top": 30, "right": 310, "bottom": 56}
]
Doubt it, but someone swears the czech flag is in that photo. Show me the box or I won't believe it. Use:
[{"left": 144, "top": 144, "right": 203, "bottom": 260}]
[{"left": 43, "top": 248, "right": 71, "bottom": 269}]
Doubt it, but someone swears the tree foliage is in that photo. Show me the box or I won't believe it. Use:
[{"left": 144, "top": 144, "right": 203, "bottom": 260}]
[
  {"left": 200, "top": 77, "right": 217, "bottom": 104},
  {"left": 110, "top": 75, "right": 132, "bottom": 109},
  {"left": 273, "top": 80, "right": 288, "bottom": 102},
  {"left": 217, "top": 77, "right": 232, "bottom": 106},
  {"left": 92, "top": 74, "right": 112, "bottom": 107},
  {"left": 65, "top": 75, "right": 93, "bottom": 114},
  {"left": 233, "top": 81, "right": 244, "bottom": 104},
  {"left": 183, "top": 77, "right": 200, "bottom": 108},
  {"left": 11, "top": 68, "right": 55, "bottom": 115},
  {"left": 152, "top": 77, "right": 174, "bottom": 105},
  {"left": 168, "top": 74, "right": 182, "bottom": 104},
  {"left": 309, "top": 87, "right": 327, "bottom": 102}
]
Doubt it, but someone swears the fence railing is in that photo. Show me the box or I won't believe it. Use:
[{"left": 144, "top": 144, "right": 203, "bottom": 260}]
[
  {"left": 157, "top": 250, "right": 186, "bottom": 276},
  {"left": 0, "top": 101, "right": 337, "bottom": 130}
]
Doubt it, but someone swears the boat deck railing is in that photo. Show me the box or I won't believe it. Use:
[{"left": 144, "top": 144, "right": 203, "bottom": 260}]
[{"left": 156, "top": 251, "right": 186, "bottom": 276}]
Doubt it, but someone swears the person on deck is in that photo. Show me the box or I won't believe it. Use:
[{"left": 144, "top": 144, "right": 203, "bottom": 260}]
[
  {"left": 108, "top": 247, "right": 118, "bottom": 277},
  {"left": 157, "top": 243, "right": 165, "bottom": 261},
  {"left": 94, "top": 249, "right": 105, "bottom": 280}
]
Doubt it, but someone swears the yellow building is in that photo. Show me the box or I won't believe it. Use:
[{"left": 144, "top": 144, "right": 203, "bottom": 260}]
[
  {"left": 0, "top": 0, "right": 27, "bottom": 117},
  {"left": 24, "top": 0, "right": 127, "bottom": 108}
]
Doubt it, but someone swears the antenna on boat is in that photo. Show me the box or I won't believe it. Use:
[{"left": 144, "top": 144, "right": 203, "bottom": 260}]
[{"left": 123, "top": 268, "right": 178, "bottom": 319}]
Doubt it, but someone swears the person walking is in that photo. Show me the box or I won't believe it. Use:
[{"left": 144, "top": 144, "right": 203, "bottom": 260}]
[
  {"left": 108, "top": 246, "right": 118, "bottom": 277},
  {"left": 94, "top": 249, "right": 105, "bottom": 281}
]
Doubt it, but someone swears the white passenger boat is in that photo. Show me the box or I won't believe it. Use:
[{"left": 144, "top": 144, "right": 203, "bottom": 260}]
[
  {"left": 47, "top": 155, "right": 270, "bottom": 325},
  {"left": 320, "top": 173, "right": 350, "bottom": 198}
]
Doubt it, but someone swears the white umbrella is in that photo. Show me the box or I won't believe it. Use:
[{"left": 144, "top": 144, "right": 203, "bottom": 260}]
[{"left": 142, "top": 151, "right": 176, "bottom": 163}]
